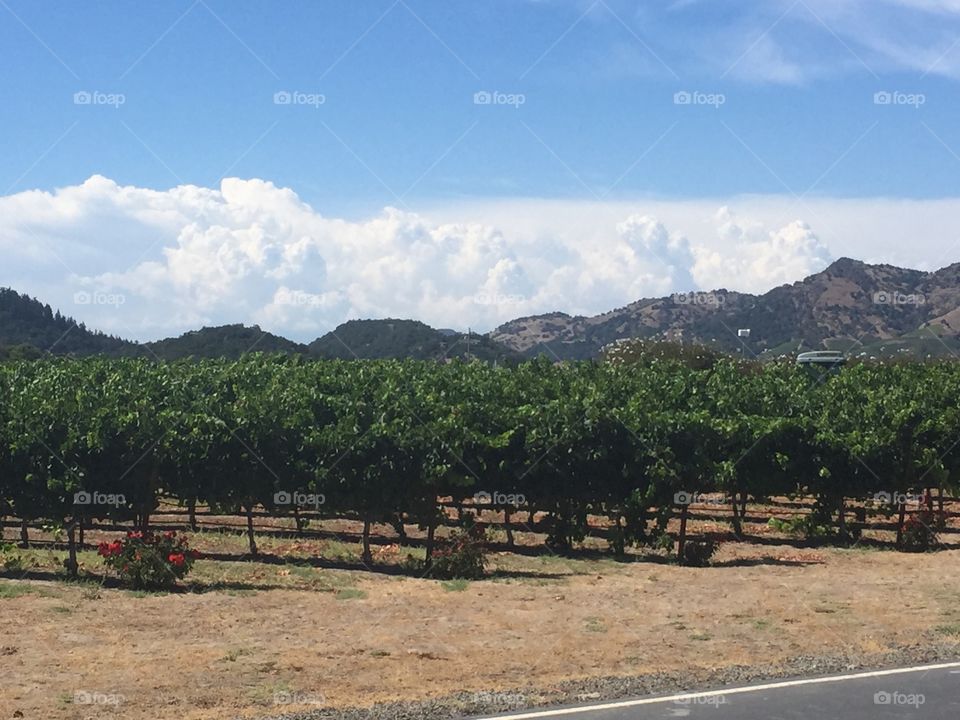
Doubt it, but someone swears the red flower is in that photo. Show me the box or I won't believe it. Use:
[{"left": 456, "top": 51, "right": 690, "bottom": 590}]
[
  {"left": 99, "top": 540, "right": 124, "bottom": 557},
  {"left": 168, "top": 553, "right": 185, "bottom": 567},
  {"left": 127, "top": 530, "right": 143, "bottom": 539},
  {"left": 164, "top": 531, "right": 176, "bottom": 540}
]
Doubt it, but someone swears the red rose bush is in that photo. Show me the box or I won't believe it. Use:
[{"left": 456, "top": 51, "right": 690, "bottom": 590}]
[{"left": 98, "top": 530, "right": 200, "bottom": 589}]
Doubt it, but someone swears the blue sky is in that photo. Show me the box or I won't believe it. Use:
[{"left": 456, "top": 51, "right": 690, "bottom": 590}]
[
  {"left": 4, "top": 0, "right": 960, "bottom": 341},
  {"left": 5, "top": 0, "right": 960, "bottom": 208}
]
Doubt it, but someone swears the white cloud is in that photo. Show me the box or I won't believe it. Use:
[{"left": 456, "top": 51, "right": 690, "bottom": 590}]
[
  {"left": 4, "top": 175, "right": 934, "bottom": 343},
  {"left": 692, "top": 206, "right": 833, "bottom": 292}
]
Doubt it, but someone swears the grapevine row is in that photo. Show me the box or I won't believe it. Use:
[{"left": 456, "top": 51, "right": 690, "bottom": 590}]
[{"left": 1, "top": 355, "right": 957, "bottom": 571}]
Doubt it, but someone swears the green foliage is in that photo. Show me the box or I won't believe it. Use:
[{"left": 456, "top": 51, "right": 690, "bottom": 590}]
[
  {"left": 2, "top": 355, "right": 959, "bottom": 564},
  {"left": 0, "top": 343, "right": 44, "bottom": 361},
  {"left": 767, "top": 515, "right": 832, "bottom": 539},
  {"left": 0, "top": 542, "right": 25, "bottom": 571}
]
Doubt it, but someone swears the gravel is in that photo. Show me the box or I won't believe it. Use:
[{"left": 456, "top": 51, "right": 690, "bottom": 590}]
[{"left": 254, "top": 641, "right": 960, "bottom": 720}]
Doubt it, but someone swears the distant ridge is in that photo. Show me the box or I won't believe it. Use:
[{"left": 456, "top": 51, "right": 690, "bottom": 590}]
[
  {"left": 490, "top": 258, "right": 960, "bottom": 360},
  {"left": 5, "top": 258, "right": 960, "bottom": 361},
  {"left": 145, "top": 325, "right": 310, "bottom": 360},
  {"left": 309, "top": 319, "right": 521, "bottom": 362}
]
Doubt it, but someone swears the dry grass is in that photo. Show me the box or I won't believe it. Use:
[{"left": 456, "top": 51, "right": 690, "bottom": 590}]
[{"left": 3, "top": 524, "right": 960, "bottom": 720}]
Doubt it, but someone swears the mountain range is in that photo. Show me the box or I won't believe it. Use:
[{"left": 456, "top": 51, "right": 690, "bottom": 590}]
[
  {"left": 492, "top": 257, "right": 960, "bottom": 360},
  {"left": 4, "top": 257, "right": 960, "bottom": 361},
  {"left": 0, "top": 288, "right": 520, "bottom": 362}
]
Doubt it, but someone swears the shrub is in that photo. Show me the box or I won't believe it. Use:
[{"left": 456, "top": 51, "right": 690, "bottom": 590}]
[
  {"left": 901, "top": 510, "right": 938, "bottom": 552},
  {"left": 98, "top": 531, "right": 199, "bottom": 589},
  {"left": 429, "top": 518, "right": 486, "bottom": 580},
  {"left": 0, "top": 542, "right": 25, "bottom": 572},
  {"left": 652, "top": 531, "right": 675, "bottom": 554},
  {"left": 767, "top": 515, "right": 831, "bottom": 539},
  {"left": 682, "top": 539, "right": 717, "bottom": 567}
]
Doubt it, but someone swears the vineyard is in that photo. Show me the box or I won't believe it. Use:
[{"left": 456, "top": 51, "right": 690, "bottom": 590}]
[{"left": 2, "top": 354, "right": 959, "bottom": 574}]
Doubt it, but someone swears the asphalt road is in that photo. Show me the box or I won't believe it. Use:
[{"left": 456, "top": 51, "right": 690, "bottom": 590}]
[{"left": 475, "top": 662, "right": 960, "bottom": 720}]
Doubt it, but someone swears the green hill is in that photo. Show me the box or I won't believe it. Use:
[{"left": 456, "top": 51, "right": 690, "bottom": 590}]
[
  {"left": 0, "top": 288, "right": 138, "bottom": 357},
  {"left": 144, "top": 324, "right": 310, "bottom": 360},
  {"left": 309, "top": 319, "right": 521, "bottom": 362}
]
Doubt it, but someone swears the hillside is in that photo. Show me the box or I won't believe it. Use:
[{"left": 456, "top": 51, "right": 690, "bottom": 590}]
[
  {"left": 309, "top": 319, "right": 521, "bottom": 362},
  {"left": 0, "top": 288, "right": 139, "bottom": 357},
  {"left": 491, "top": 258, "right": 960, "bottom": 359},
  {"left": 144, "top": 325, "right": 310, "bottom": 360}
]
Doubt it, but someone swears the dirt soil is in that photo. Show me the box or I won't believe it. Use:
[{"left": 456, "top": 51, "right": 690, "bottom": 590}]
[{"left": 4, "top": 541, "right": 960, "bottom": 720}]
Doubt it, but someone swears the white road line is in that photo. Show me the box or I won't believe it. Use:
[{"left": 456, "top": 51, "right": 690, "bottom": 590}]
[{"left": 474, "top": 661, "right": 960, "bottom": 719}]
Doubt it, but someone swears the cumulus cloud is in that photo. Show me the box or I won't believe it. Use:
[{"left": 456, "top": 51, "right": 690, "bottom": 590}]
[
  {"left": 0, "top": 176, "right": 834, "bottom": 341},
  {"left": 692, "top": 207, "right": 833, "bottom": 292}
]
